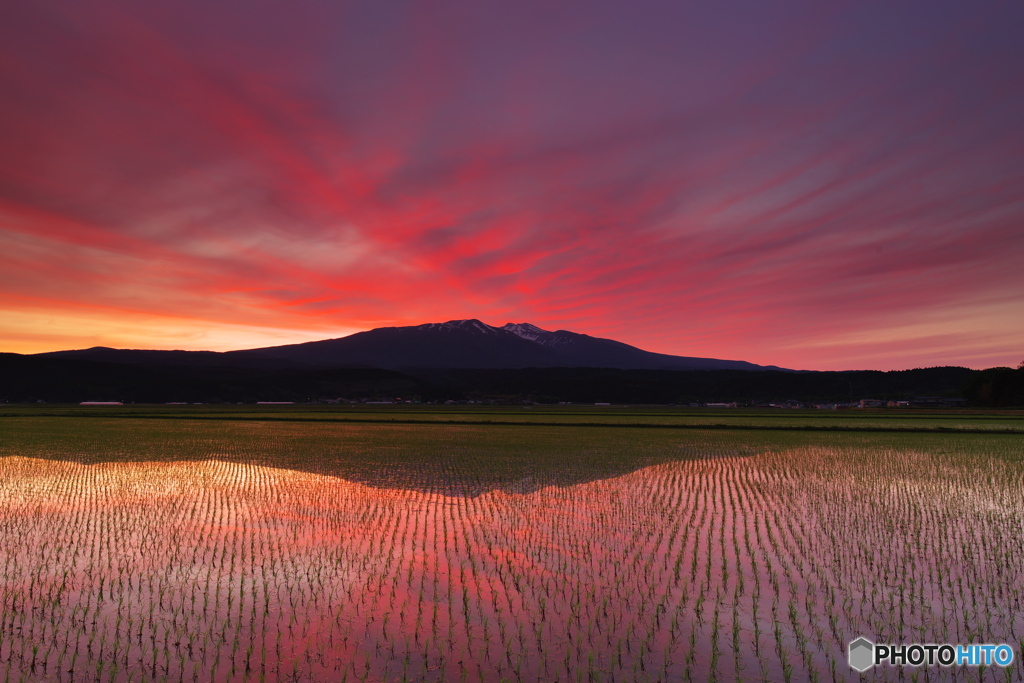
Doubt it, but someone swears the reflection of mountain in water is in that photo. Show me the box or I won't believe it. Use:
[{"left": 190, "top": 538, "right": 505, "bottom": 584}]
[
  {"left": 1, "top": 418, "right": 763, "bottom": 498},
  {"left": 330, "top": 444, "right": 759, "bottom": 497},
  {"left": 335, "top": 456, "right": 659, "bottom": 497}
]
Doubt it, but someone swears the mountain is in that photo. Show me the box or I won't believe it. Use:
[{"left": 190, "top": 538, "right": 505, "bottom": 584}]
[
  {"left": 35, "top": 319, "right": 788, "bottom": 371},
  {"left": 225, "top": 319, "right": 788, "bottom": 371}
]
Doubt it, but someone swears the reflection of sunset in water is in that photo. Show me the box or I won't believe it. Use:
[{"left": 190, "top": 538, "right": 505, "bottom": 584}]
[{"left": 2, "top": 441, "right": 1023, "bottom": 682}]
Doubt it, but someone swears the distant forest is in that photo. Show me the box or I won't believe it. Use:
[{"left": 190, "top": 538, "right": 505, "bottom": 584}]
[
  {"left": 3, "top": 353, "right": 1022, "bottom": 407},
  {"left": 962, "top": 365, "right": 1024, "bottom": 408}
]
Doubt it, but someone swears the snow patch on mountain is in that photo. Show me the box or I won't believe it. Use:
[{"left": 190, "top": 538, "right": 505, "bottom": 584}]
[
  {"left": 538, "top": 333, "right": 578, "bottom": 348},
  {"left": 500, "top": 322, "right": 550, "bottom": 341},
  {"left": 413, "top": 319, "right": 500, "bottom": 334}
]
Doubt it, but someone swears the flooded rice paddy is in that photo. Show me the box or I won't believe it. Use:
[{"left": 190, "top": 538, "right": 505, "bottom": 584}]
[{"left": 0, "top": 416, "right": 1022, "bottom": 681}]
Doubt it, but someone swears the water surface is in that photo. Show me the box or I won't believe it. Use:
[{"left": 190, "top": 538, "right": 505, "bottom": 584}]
[{"left": 0, "top": 418, "right": 1021, "bottom": 681}]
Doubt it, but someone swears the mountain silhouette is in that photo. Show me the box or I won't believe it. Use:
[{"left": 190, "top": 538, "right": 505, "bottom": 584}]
[{"left": 221, "top": 319, "right": 788, "bottom": 371}]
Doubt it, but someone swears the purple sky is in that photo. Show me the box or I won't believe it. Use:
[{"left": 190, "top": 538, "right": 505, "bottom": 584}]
[{"left": 1, "top": 0, "right": 1022, "bottom": 369}]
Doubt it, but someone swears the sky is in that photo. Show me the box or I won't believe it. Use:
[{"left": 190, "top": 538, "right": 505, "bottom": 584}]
[{"left": 1, "top": 1, "right": 1022, "bottom": 370}]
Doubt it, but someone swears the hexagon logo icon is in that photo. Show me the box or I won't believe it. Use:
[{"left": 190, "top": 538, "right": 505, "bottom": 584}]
[{"left": 849, "top": 637, "right": 875, "bottom": 672}]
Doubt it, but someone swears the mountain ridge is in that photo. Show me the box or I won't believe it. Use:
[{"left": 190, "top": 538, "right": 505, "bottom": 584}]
[{"left": 37, "top": 318, "right": 790, "bottom": 372}]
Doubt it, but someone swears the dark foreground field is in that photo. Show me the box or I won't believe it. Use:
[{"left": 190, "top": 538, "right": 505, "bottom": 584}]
[{"left": 0, "top": 406, "right": 1022, "bottom": 681}]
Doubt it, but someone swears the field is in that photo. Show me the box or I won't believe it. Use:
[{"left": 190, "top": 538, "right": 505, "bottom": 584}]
[{"left": 1, "top": 407, "right": 1022, "bottom": 681}]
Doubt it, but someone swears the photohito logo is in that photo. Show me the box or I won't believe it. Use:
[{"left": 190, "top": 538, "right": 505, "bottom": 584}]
[{"left": 848, "top": 637, "right": 1014, "bottom": 671}]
